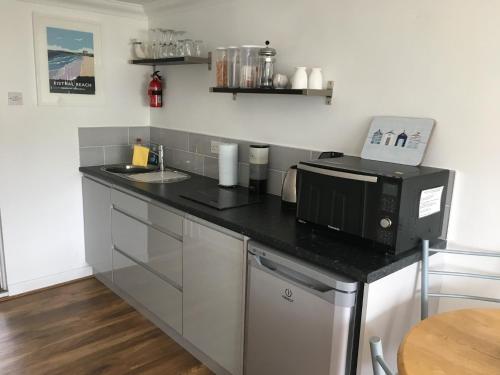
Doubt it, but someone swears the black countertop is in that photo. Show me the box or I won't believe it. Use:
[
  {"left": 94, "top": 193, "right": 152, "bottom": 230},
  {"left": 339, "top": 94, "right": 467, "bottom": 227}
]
[{"left": 80, "top": 166, "right": 444, "bottom": 283}]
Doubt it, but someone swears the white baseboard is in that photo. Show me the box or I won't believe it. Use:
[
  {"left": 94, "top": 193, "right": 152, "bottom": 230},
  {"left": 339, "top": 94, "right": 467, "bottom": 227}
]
[{"left": 7, "top": 265, "right": 93, "bottom": 296}]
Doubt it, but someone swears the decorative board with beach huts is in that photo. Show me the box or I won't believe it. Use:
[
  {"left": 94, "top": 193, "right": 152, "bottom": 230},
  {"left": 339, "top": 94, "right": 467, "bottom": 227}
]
[{"left": 361, "top": 116, "right": 435, "bottom": 166}]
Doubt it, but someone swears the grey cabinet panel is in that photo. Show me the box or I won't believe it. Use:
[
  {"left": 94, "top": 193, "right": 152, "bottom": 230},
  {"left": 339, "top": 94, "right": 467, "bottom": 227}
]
[
  {"left": 113, "top": 249, "right": 182, "bottom": 334},
  {"left": 111, "top": 189, "right": 183, "bottom": 237},
  {"left": 183, "top": 219, "right": 245, "bottom": 375},
  {"left": 82, "top": 177, "right": 112, "bottom": 282},
  {"left": 112, "top": 209, "right": 182, "bottom": 287}
]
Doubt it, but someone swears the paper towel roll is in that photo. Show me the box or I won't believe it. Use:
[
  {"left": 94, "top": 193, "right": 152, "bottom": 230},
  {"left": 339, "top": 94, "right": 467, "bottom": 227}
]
[{"left": 219, "top": 143, "right": 238, "bottom": 187}]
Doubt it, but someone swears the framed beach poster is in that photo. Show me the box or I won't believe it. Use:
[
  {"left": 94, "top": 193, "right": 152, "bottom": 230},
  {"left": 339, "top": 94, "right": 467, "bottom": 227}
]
[{"left": 33, "top": 14, "right": 104, "bottom": 106}]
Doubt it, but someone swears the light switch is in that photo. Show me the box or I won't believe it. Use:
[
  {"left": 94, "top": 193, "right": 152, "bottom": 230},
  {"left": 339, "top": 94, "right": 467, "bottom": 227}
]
[{"left": 8, "top": 92, "right": 23, "bottom": 106}]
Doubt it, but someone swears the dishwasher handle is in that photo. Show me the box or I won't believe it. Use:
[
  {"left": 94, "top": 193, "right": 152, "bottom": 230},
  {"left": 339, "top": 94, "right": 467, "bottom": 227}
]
[{"left": 250, "top": 253, "right": 356, "bottom": 307}]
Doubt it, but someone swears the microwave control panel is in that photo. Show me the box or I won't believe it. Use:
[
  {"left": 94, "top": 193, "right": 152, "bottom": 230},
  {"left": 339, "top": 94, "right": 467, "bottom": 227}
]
[{"left": 376, "top": 182, "right": 399, "bottom": 246}]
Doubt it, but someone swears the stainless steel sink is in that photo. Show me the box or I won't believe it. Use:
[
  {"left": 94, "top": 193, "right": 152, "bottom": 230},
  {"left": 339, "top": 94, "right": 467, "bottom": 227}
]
[
  {"left": 102, "top": 165, "right": 157, "bottom": 174},
  {"left": 127, "top": 170, "right": 190, "bottom": 184},
  {"left": 102, "top": 165, "right": 190, "bottom": 184}
]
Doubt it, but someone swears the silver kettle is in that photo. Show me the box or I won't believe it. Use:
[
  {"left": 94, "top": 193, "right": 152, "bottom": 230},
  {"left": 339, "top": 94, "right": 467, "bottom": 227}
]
[{"left": 281, "top": 165, "right": 297, "bottom": 208}]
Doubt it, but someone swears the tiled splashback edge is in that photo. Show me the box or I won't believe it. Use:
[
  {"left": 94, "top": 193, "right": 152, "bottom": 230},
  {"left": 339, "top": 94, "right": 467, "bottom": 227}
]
[
  {"left": 150, "top": 127, "right": 320, "bottom": 196},
  {"left": 78, "top": 126, "right": 319, "bottom": 196},
  {"left": 78, "top": 126, "right": 150, "bottom": 167},
  {"left": 77, "top": 126, "right": 453, "bottom": 239}
]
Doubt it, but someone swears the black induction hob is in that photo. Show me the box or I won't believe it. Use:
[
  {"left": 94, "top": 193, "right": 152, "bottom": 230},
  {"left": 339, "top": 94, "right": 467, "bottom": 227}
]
[{"left": 181, "top": 186, "right": 262, "bottom": 210}]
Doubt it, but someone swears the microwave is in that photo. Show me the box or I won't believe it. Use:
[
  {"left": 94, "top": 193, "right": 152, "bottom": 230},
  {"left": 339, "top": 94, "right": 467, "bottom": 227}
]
[{"left": 296, "top": 156, "right": 452, "bottom": 254}]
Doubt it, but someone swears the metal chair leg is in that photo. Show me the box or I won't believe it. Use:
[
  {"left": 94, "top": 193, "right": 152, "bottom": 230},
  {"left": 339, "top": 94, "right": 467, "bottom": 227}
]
[
  {"left": 421, "top": 239, "right": 430, "bottom": 320},
  {"left": 370, "top": 336, "right": 396, "bottom": 375}
]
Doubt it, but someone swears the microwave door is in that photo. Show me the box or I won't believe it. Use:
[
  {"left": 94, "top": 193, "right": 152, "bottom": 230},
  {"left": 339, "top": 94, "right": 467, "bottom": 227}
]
[
  {"left": 298, "top": 170, "right": 368, "bottom": 237},
  {"left": 324, "top": 177, "right": 365, "bottom": 235}
]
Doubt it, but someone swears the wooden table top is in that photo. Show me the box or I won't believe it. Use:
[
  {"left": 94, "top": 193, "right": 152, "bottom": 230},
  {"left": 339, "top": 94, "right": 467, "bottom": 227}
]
[{"left": 398, "top": 308, "right": 500, "bottom": 375}]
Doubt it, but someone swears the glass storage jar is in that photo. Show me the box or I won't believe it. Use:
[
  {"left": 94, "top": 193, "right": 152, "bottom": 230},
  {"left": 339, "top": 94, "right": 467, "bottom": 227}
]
[
  {"left": 227, "top": 47, "right": 240, "bottom": 88},
  {"left": 239, "top": 45, "right": 261, "bottom": 88},
  {"left": 215, "top": 47, "right": 228, "bottom": 88}
]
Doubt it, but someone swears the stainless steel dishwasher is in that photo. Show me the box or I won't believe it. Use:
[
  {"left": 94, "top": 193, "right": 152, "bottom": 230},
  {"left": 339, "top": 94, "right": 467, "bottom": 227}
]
[{"left": 245, "top": 241, "right": 359, "bottom": 375}]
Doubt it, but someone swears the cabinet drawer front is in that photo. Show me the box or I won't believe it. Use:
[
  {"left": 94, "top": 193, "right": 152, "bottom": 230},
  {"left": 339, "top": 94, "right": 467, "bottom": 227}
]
[
  {"left": 113, "top": 249, "right": 182, "bottom": 334},
  {"left": 112, "top": 209, "right": 182, "bottom": 287},
  {"left": 183, "top": 219, "right": 245, "bottom": 375},
  {"left": 111, "top": 189, "right": 183, "bottom": 237}
]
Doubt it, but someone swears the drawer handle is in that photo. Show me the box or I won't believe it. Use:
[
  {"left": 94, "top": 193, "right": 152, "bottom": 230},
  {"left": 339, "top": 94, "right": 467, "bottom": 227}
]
[
  {"left": 113, "top": 246, "right": 183, "bottom": 292},
  {"left": 112, "top": 206, "right": 182, "bottom": 242}
]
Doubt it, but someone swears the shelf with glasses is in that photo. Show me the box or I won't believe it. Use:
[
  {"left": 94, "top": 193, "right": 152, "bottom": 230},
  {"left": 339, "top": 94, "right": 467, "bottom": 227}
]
[
  {"left": 209, "top": 81, "right": 334, "bottom": 105},
  {"left": 130, "top": 53, "right": 212, "bottom": 70}
]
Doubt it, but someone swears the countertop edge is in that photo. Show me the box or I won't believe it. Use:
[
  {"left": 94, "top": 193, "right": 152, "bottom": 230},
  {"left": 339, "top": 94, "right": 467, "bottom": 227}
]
[{"left": 80, "top": 167, "right": 445, "bottom": 284}]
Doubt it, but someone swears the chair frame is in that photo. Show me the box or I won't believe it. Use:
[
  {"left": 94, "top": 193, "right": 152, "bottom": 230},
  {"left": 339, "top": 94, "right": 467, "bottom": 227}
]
[
  {"left": 371, "top": 239, "right": 500, "bottom": 374},
  {"left": 421, "top": 239, "right": 500, "bottom": 319}
]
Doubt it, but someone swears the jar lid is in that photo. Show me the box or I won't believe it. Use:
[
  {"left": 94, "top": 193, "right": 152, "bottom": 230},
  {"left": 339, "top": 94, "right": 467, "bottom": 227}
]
[{"left": 259, "top": 41, "right": 276, "bottom": 56}]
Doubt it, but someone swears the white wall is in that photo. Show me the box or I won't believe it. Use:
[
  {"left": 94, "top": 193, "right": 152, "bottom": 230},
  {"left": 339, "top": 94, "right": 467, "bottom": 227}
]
[
  {"left": 0, "top": 0, "right": 150, "bottom": 294},
  {"left": 149, "top": 0, "right": 500, "bottom": 307}
]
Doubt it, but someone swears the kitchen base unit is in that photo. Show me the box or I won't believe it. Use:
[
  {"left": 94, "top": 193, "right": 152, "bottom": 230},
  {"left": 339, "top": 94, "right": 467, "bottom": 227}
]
[
  {"left": 183, "top": 216, "right": 246, "bottom": 375},
  {"left": 80, "top": 169, "right": 447, "bottom": 375},
  {"left": 245, "top": 241, "right": 359, "bottom": 375},
  {"left": 82, "top": 178, "right": 246, "bottom": 375},
  {"left": 82, "top": 176, "right": 112, "bottom": 283}
]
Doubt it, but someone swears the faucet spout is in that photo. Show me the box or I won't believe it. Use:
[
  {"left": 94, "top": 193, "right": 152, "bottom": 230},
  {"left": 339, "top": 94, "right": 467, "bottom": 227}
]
[{"left": 149, "top": 143, "right": 164, "bottom": 171}]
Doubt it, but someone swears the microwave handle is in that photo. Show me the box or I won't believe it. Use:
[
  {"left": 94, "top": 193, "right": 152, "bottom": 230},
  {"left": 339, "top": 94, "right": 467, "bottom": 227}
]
[{"left": 298, "top": 164, "right": 378, "bottom": 183}]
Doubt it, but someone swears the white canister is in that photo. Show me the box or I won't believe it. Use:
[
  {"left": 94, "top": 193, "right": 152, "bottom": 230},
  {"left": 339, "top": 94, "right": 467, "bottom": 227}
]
[
  {"left": 218, "top": 143, "right": 238, "bottom": 187},
  {"left": 291, "top": 67, "right": 308, "bottom": 89},
  {"left": 308, "top": 67, "right": 323, "bottom": 90}
]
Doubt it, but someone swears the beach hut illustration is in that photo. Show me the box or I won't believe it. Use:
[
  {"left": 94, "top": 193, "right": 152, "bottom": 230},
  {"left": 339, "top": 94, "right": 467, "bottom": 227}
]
[
  {"left": 395, "top": 131, "right": 408, "bottom": 147},
  {"left": 370, "top": 129, "right": 383, "bottom": 144},
  {"left": 381, "top": 130, "right": 396, "bottom": 146},
  {"left": 407, "top": 131, "right": 422, "bottom": 149}
]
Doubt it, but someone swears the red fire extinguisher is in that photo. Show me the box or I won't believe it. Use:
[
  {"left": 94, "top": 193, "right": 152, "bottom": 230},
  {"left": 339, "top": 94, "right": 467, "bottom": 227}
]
[{"left": 148, "top": 71, "right": 163, "bottom": 108}]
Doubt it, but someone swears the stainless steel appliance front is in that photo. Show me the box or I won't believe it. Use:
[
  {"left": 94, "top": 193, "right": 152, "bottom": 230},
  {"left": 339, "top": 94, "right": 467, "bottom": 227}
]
[{"left": 245, "top": 242, "right": 358, "bottom": 375}]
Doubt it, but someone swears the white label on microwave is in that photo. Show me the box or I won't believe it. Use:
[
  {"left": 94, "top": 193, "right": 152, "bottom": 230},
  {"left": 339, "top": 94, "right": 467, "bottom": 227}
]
[{"left": 419, "top": 186, "right": 444, "bottom": 218}]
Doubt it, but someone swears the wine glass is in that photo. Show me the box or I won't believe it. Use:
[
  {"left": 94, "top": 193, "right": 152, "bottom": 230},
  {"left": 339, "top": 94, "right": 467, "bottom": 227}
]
[
  {"left": 164, "top": 29, "right": 175, "bottom": 57},
  {"left": 172, "top": 30, "right": 186, "bottom": 57},
  {"left": 184, "top": 39, "right": 194, "bottom": 56},
  {"left": 149, "top": 28, "right": 161, "bottom": 59},
  {"left": 194, "top": 40, "right": 204, "bottom": 57}
]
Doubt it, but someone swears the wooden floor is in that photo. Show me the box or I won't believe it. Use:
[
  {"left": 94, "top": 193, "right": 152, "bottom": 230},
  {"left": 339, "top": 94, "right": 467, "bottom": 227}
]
[{"left": 0, "top": 277, "right": 213, "bottom": 375}]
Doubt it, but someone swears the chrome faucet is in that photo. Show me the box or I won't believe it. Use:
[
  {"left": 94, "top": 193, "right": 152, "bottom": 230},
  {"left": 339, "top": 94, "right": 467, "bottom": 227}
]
[{"left": 149, "top": 143, "right": 164, "bottom": 171}]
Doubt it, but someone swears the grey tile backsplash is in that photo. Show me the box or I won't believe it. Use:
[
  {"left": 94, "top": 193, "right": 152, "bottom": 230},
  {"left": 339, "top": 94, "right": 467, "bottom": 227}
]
[
  {"left": 78, "top": 126, "right": 319, "bottom": 196},
  {"left": 78, "top": 126, "right": 146, "bottom": 167},
  {"left": 78, "top": 126, "right": 129, "bottom": 147}
]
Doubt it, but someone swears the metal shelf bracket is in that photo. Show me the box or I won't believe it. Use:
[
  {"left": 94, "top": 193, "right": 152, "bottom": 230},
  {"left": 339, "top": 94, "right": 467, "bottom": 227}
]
[{"left": 325, "top": 81, "right": 334, "bottom": 105}]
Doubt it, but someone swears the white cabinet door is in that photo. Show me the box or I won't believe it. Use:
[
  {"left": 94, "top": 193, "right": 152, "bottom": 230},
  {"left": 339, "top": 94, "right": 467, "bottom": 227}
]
[
  {"left": 82, "top": 177, "right": 112, "bottom": 282},
  {"left": 183, "top": 218, "right": 245, "bottom": 375}
]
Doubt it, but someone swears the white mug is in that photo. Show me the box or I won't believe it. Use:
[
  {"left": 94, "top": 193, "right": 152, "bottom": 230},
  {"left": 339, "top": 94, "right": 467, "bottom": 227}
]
[
  {"left": 308, "top": 67, "right": 323, "bottom": 90},
  {"left": 291, "top": 67, "right": 308, "bottom": 89}
]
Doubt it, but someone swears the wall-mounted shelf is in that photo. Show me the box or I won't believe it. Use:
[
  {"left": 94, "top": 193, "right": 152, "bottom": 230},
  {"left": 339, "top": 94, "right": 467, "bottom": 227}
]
[
  {"left": 131, "top": 53, "right": 212, "bottom": 70},
  {"left": 210, "top": 81, "right": 334, "bottom": 105}
]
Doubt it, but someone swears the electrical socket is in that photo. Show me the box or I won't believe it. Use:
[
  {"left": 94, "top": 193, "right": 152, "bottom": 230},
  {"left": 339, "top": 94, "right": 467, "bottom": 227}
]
[{"left": 211, "top": 140, "right": 222, "bottom": 154}]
